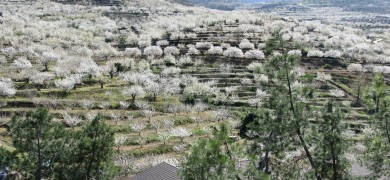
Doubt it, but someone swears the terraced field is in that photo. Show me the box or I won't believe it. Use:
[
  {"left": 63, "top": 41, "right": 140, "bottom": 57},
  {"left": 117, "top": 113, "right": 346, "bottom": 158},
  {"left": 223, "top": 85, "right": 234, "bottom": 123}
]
[{"left": 1, "top": 0, "right": 390, "bottom": 179}]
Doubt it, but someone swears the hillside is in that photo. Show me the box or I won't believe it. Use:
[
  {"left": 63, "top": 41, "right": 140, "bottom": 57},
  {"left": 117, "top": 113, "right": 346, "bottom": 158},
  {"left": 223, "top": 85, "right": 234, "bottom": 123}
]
[{"left": 0, "top": 0, "right": 390, "bottom": 179}]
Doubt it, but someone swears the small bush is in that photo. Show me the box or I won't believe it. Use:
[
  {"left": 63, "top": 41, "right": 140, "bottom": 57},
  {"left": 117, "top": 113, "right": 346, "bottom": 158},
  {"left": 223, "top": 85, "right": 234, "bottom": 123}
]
[
  {"left": 114, "top": 125, "right": 132, "bottom": 133},
  {"left": 339, "top": 77, "right": 350, "bottom": 84},
  {"left": 174, "top": 116, "right": 194, "bottom": 126},
  {"left": 128, "top": 146, "right": 174, "bottom": 157},
  {"left": 184, "top": 95, "right": 195, "bottom": 105},
  {"left": 323, "top": 64, "right": 332, "bottom": 69},
  {"left": 319, "top": 84, "right": 331, "bottom": 90},
  {"left": 192, "top": 128, "right": 206, "bottom": 136},
  {"left": 146, "top": 134, "right": 160, "bottom": 144}
]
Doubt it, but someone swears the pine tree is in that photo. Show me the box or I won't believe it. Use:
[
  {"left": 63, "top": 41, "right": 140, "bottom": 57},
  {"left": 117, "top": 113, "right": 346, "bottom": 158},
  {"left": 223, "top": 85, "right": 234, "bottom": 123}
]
[
  {"left": 10, "top": 108, "right": 117, "bottom": 179},
  {"left": 248, "top": 90, "right": 292, "bottom": 174},
  {"left": 11, "top": 108, "right": 66, "bottom": 179},
  {"left": 0, "top": 147, "right": 18, "bottom": 171},
  {"left": 314, "top": 101, "right": 349, "bottom": 180},
  {"left": 263, "top": 52, "right": 320, "bottom": 179},
  {"left": 363, "top": 73, "right": 387, "bottom": 113},
  {"left": 71, "top": 114, "right": 116, "bottom": 180},
  {"left": 361, "top": 75, "right": 390, "bottom": 178},
  {"left": 180, "top": 123, "right": 241, "bottom": 180}
]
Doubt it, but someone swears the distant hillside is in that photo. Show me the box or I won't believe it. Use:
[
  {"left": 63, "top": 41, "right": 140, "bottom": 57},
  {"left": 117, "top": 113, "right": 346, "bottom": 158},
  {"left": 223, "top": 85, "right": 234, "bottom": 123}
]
[
  {"left": 53, "top": 0, "right": 122, "bottom": 6},
  {"left": 175, "top": 0, "right": 298, "bottom": 10},
  {"left": 303, "top": 0, "right": 390, "bottom": 14}
]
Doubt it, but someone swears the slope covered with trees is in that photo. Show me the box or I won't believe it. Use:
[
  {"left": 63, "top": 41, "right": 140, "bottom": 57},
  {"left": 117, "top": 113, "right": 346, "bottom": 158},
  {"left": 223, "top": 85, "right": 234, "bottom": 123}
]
[{"left": 0, "top": 0, "right": 389, "bottom": 179}]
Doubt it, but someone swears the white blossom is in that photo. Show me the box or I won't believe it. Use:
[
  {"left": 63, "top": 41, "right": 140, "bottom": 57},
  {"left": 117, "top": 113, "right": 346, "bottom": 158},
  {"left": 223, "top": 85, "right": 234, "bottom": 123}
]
[
  {"left": 144, "top": 46, "right": 163, "bottom": 57},
  {"left": 80, "top": 99, "right": 95, "bottom": 110},
  {"left": 195, "top": 42, "right": 213, "bottom": 49},
  {"left": 170, "top": 127, "right": 192, "bottom": 142},
  {"left": 187, "top": 47, "right": 200, "bottom": 55},
  {"left": 239, "top": 39, "right": 254, "bottom": 49},
  {"left": 161, "top": 67, "right": 181, "bottom": 77},
  {"left": 373, "top": 66, "right": 390, "bottom": 74},
  {"left": 245, "top": 50, "right": 265, "bottom": 59},
  {"left": 324, "top": 50, "right": 342, "bottom": 59},
  {"left": 219, "top": 63, "right": 233, "bottom": 73},
  {"left": 254, "top": 74, "right": 268, "bottom": 84},
  {"left": 164, "top": 46, "right": 180, "bottom": 55},
  {"left": 40, "top": 51, "right": 60, "bottom": 70},
  {"left": 125, "top": 48, "right": 142, "bottom": 57},
  {"left": 207, "top": 46, "right": 223, "bottom": 55},
  {"left": 55, "top": 75, "right": 78, "bottom": 92},
  {"left": 11, "top": 57, "right": 32, "bottom": 69},
  {"left": 0, "top": 78, "right": 16, "bottom": 96},
  {"left": 316, "top": 72, "right": 332, "bottom": 82},
  {"left": 247, "top": 62, "right": 263, "bottom": 73},
  {"left": 30, "top": 72, "right": 54, "bottom": 86},
  {"left": 131, "top": 121, "right": 146, "bottom": 136},
  {"left": 123, "top": 85, "right": 145, "bottom": 101},
  {"left": 240, "top": 77, "right": 253, "bottom": 84},
  {"left": 330, "top": 89, "right": 345, "bottom": 97},
  {"left": 223, "top": 47, "right": 244, "bottom": 58},
  {"left": 307, "top": 50, "right": 324, "bottom": 57},
  {"left": 115, "top": 136, "right": 127, "bottom": 149},
  {"left": 62, "top": 111, "right": 81, "bottom": 128},
  {"left": 156, "top": 40, "right": 169, "bottom": 46},
  {"left": 288, "top": 50, "right": 302, "bottom": 57},
  {"left": 177, "top": 56, "right": 193, "bottom": 66},
  {"left": 119, "top": 101, "right": 130, "bottom": 109}
]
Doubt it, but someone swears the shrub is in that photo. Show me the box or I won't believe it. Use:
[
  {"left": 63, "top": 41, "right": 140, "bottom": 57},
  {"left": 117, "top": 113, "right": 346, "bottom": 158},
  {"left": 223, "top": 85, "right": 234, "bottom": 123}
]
[
  {"left": 192, "top": 128, "right": 206, "bottom": 136},
  {"left": 128, "top": 146, "right": 174, "bottom": 157},
  {"left": 184, "top": 95, "right": 195, "bottom": 105},
  {"left": 174, "top": 116, "right": 194, "bottom": 126},
  {"left": 323, "top": 64, "right": 333, "bottom": 69}
]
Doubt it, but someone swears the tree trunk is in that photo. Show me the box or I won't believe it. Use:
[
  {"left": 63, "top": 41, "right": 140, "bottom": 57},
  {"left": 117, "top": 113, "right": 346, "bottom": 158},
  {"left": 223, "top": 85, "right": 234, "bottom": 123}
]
[
  {"left": 264, "top": 132, "right": 273, "bottom": 173},
  {"left": 296, "top": 129, "right": 320, "bottom": 180},
  {"left": 376, "top": 98, "right": 380, "bottom": 113},
  {"left": 284, "top": 58, "right": 320, "bottom": 180},
  {"left": 357, "top": 74, "right": 361, "bottom": 104},
  {"left": 86, "top": 122, "right": 99, "bottom": 180},
  {"left": 330, "top": 142, "right": 338, "bottom": 180},
  {"left": 264, "top": 150, "right": 270, "bottom": 173},
  {"left": 383, "top": 109, "right": 390, "bottom": 146},
  {"left": 224, "top": 140, "right": 241, "bottom": 180},
  {"left": 35, "top": 131, "right": 42, "bottom": 180},
  {"left": 100, "top": 83, "right": 104, "bottom": 89}
]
